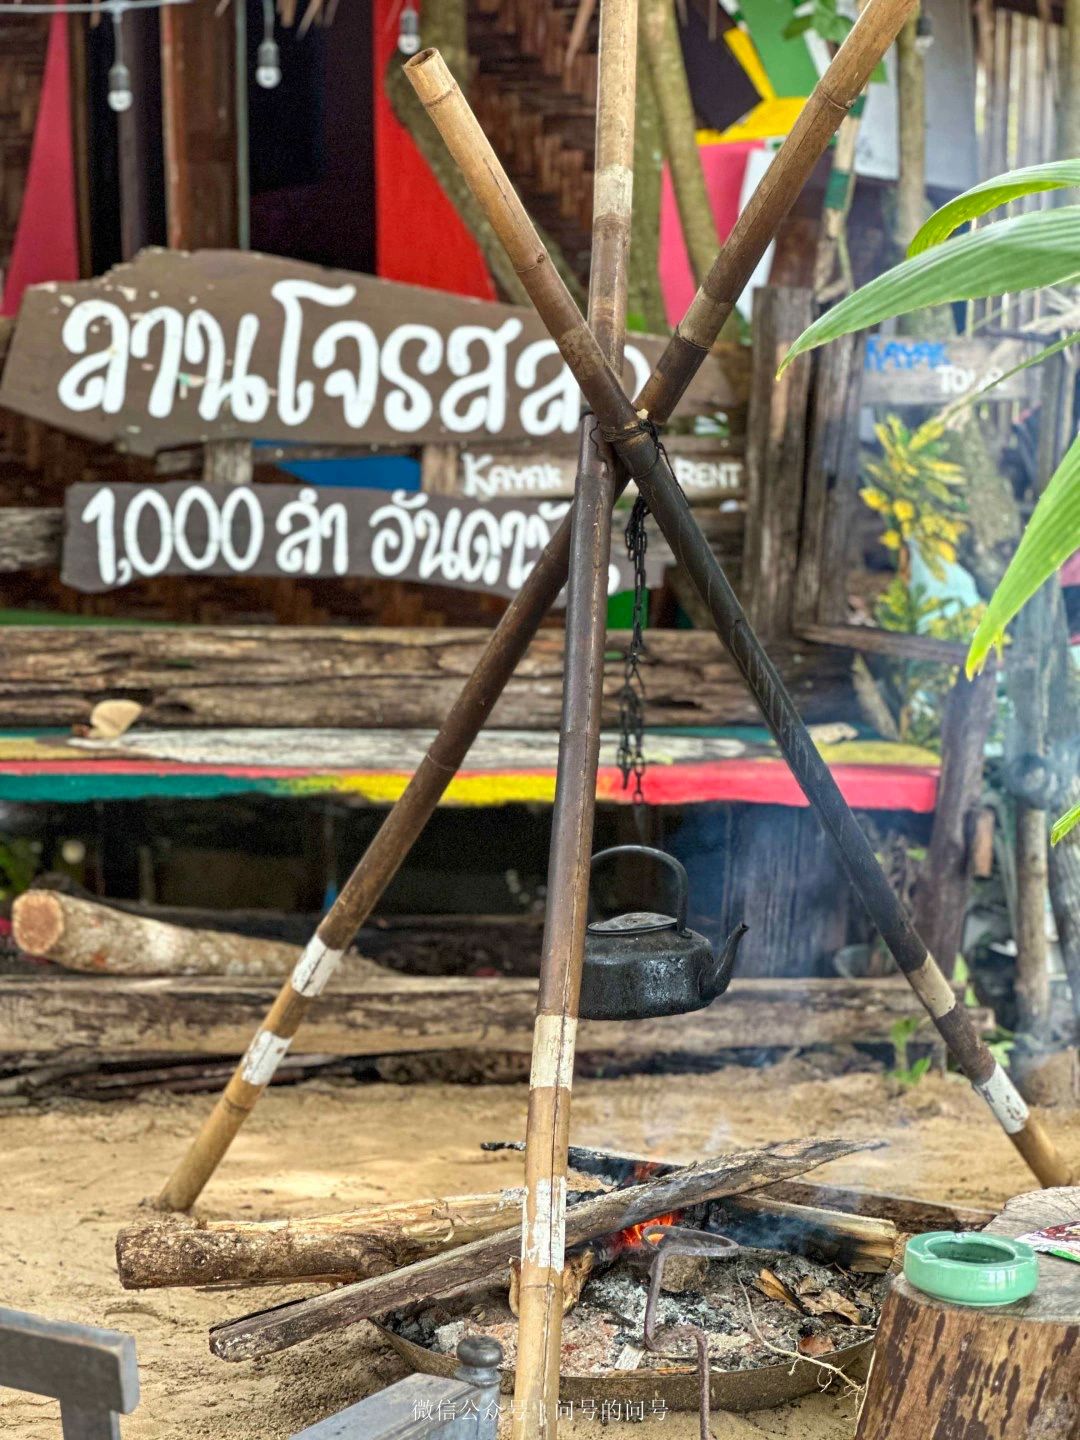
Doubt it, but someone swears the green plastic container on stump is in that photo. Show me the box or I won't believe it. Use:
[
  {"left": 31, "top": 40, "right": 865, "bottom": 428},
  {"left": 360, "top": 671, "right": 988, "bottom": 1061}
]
[{"left": 903, "top": 1231, "right": 1038, "bottom": 1307}]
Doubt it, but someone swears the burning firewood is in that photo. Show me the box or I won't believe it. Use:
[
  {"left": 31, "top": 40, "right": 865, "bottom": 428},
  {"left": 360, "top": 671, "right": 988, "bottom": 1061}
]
[
  {"left": 486, "top": 1139, "right": 900, "bottom": 1272},
  {"left": 209, "top": 1136, "right": 878, "bottom": 1362}
]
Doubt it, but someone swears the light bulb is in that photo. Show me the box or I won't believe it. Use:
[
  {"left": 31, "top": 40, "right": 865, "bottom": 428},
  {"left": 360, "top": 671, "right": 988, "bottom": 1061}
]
[
  {"left": 256, "top": 37, "right": 282, "bottom": 89},
  {"left": 914, "top": 13, "right": 933, "bottom": 56},
  {"left": 398, "top": 3, "right": 420, "bottom": 55},
  {"left": 108, "top": 60, "right": 133, "bottom": 112}
]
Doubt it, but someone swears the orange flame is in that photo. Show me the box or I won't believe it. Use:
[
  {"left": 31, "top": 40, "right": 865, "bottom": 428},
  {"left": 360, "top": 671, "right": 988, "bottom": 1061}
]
[{"left": 613, "top": 1212, "right": 679, "bottom": 1252}]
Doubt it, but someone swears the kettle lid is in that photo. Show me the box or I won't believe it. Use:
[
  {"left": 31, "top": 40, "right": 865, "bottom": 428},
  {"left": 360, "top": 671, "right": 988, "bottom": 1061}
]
[{"left": 588, "top": 909, "right": 680, "bottom": 937}]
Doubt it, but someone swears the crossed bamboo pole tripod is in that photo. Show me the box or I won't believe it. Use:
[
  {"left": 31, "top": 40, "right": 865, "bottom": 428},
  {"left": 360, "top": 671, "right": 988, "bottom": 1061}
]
[{"left": 157, "top": 0, "right": 1073, "bottom": 1431}]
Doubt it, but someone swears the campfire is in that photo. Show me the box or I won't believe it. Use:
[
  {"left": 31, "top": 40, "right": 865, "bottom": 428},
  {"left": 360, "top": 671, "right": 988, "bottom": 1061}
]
[{"left": 389, "top": 1202, "right": 886, "bottom": 1381}]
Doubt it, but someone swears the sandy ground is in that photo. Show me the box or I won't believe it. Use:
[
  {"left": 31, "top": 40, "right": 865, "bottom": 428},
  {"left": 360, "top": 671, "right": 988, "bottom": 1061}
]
[{"left": 2, "top": 1059, "right": 1079, "bottom": 1440}]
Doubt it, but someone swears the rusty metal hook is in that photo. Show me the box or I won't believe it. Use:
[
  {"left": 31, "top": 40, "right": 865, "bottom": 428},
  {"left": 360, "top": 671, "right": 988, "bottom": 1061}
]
[{"left": 641, "top": 1226, "right": 740, "bottom": 1440}]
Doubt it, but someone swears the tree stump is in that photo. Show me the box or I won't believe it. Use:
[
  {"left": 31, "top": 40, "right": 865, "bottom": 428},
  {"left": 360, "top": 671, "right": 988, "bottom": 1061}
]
[{"left": 856, "top": 1188, "right": 1080, "bottom": 1440}]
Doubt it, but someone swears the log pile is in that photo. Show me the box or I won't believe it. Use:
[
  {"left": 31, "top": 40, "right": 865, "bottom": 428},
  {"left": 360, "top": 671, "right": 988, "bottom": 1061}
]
[
  {"left": 206, "top": 1137, "right": 878, "bottom": 1362},
  {"left": 3, "top": 889, "right": 994, "bottom": 1090},
  {"left": 0, "top": 627, "right": 855, "bottom": 729},
  {"left": 115, "top": 1176, "right": 899, "bottom": 1290}
]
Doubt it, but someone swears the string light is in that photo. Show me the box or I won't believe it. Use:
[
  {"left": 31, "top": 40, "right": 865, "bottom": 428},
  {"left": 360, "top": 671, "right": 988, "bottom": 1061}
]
[
  {"left": 108, "top": 6, "right": 133, "bottom": 112},
  {"left": 0, "top": 0, "right": 191, "bottom": 120},
  {"left": 256, "top": 0, "right": 282, "bottom": 88},
  {"left": 397, "top": 0, "right": 420, "bottom": 56},
  {"left": 914, "top": 11, "right": 934, "bottom": 56}
]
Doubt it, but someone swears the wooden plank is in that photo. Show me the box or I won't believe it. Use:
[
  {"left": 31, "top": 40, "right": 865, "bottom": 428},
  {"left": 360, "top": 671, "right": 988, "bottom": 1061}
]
[
  {"left": 0, "top": 1308, "right": 139, "bottom": 1425},
  {"left": 0, "top": 627, "right": 855, "bottom": 729},
  {"left": 861, "top": 333, "right": 1039, "bottom": 407},
  {"left": 794, "top": 335, "right": 862, "bottom": 627},
  {"left": 0, "top": 509, "right": 61, "bottom": 572},
  {"left": 0, "top": 250, "right": 748, "bottom": 454},
  {"left": 816, "top": 336, "right": 866, "bottom": 625},
  {"left": 797, "top": 622, "right": 969, "bottom": 664},
  {"left": 742, "top": 288, "right": 814, "bottom": 640},
  {"left": 0, "top": 974, "right": 993, "bottom": 1056}
]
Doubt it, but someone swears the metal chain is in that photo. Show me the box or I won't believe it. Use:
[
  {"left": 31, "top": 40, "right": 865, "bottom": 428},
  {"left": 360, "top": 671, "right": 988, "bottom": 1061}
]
[{"left": 617, "top": 492, "right": 649, "bottom": 804}]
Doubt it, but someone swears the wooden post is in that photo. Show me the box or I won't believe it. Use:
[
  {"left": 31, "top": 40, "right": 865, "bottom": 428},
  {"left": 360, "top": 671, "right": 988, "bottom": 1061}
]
[
  {"left": 743, "top": 287, "right": 814, "bottom": 640},
  {"left": 512, "top": 0, "right": 638, "bottom": 1430},
  {"left": 894, "top": 10, "right": 926, "bottom": 255},
  {"left": 911, "top": 664, "right": 998, "bottom": 979},
  {"left": 640, "top": 0, "right": 716, "bottom": 287},
  {"left": 1010, "top": 353, "right": 1070, "bottom": 1064},
  {"left": 793, "top": 333, "right": 864, "bottom": 627},
  {"left": 202, "top": 438, "right": 253, "bottom": 488},
  {"left": 160, "top": 0, "right": 238, "bottom": 249},
  {"left": 155, "top": 0, "right": 920, "bottom": 1214}
]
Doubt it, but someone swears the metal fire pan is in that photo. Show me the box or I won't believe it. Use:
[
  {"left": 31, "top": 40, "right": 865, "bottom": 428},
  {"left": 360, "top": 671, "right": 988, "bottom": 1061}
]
[{"left": 374, "top": 1322, "right": 872, "bottom": 1413}]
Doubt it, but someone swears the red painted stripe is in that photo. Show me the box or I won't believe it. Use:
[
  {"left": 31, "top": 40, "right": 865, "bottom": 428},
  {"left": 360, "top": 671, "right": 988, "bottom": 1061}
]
[
  {"left": 1, "top": 757, "right": 940, "bottom": 811},
  {"left": 597, "top": 760, "right": 939, "bottom": 812}
]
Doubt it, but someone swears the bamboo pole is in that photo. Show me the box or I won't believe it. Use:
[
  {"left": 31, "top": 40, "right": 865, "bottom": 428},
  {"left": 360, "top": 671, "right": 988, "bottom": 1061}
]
[
  {"left": 156, "top": 0, "right": 918, "bottom": 1214},
  {"left": 402, "top": 35, "right": 1073, "bottom": 1193},
  {"left": 512, "top": 0, "right": 637, "bottom": 1431},
  {"left": 640, "top": 0, "right": 717, "bottom": 287}
]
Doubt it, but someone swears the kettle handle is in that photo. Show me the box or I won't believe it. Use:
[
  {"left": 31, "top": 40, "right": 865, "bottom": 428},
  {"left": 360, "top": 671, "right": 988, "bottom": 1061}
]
[{"left": 589, "top": 846, "right": 689, "bottom": 932}]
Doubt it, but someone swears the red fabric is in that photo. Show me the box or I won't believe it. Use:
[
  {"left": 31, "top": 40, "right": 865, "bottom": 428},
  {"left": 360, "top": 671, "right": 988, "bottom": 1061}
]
[
  {"left": 373, "top": 0, "right": 494, "bottom": 299},
  {"left": 658, "top": 140, "right": 763, "bottom": 329},
  {"left": 2, "top": 15, "right": 79, "bottom": 317}
]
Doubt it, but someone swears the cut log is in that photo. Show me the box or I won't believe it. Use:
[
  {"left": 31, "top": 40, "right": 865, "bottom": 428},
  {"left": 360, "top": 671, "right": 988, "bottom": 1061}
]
[
  {"left": 718, "top": 1194, "right": 897, "bottom": 1273},
  {"left": 856, "top": 1188, "right": 1080, "bottom": 1440},
  {"left": 0, "top": 626, "right": 855, "bottom": 729},
  {"left": 208, "top": 1136, "right": 877, "bottom": 1361},
  {"left": 25, "top": 875, "right": 543, "bottom": 972},
  {"left": 796, "top": 622, "right": 969, "bottom": 665},
  {"left": 117, "top": 1188, "right": 594, "bottom": 1290},
  {"left": 766, "top": 1181, "right": 995, "bottom": 1235},
  {"left": 0, "top": 974, "right": 994, "bottom": 1057},
  {"left": 12, "top": 891, "right": 303, "bottom": 977}
]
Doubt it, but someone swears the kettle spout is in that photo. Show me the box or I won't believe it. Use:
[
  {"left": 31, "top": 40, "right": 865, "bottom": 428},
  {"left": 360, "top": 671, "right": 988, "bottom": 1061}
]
[{"left": 711, "top": 922, "right": 748, "bottom": 997}]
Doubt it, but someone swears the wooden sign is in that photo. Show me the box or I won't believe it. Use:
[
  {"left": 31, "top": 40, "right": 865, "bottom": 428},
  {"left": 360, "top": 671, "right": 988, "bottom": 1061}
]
[
  {"left": 451, "top": 437, "right": 746, "bottom": 502},
  {"left": 61, "top": 481, "right": 667, "bottom": 598},
  {"left": 0, "top": 249, "right": 748, "bottom": 456},
  {"left": 861, "top": 333, "right": 1037, "bottom": 406}
]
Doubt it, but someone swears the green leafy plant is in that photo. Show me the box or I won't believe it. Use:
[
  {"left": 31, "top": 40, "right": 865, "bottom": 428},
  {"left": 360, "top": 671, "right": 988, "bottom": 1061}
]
[
  {"left": 783, "top": 0, "right": 887, "bottom": 80},
  {"left": 780, "top": 159, "right": 1080, "bottom": 836},
  {"left": 872, "top": 579, "right": 986, "bottom": 747},
  {"left": 889, "top": 1014, "right": 931, "bottom": 1086},
  {"left": 860, "top": 416, "right": 968, "bottom": 581},
  {"left": 0, "top": 838, "right": 39, "bottom": 904},
  {"left": 949, "top": 957, "right": 1015, "bottom": 1068}
]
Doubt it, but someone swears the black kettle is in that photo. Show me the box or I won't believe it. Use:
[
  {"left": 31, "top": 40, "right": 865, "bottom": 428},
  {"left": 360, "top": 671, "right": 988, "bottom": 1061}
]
[{"left": 579, "top": 845, "right": 747, "bottom": 1021}]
